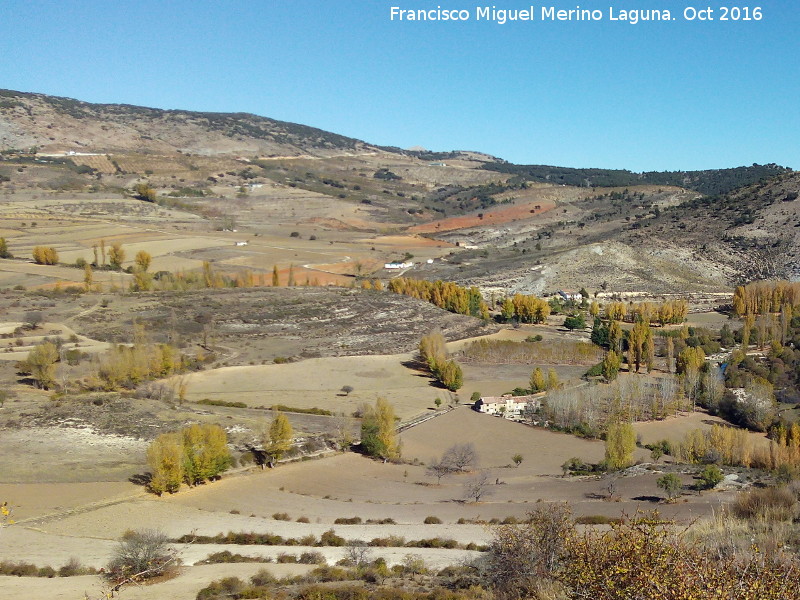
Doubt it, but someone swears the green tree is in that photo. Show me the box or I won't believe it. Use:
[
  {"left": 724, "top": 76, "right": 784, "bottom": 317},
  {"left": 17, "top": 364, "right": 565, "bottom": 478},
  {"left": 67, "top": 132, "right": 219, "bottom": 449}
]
[
  {"left": 657, "top": 473, "right": 682, "bottom": 501},
  {"left": 265, "top": 410, "right": 293, "bottom": 468},
  {"left": 676, "top": 346, "right": 705, "bottom": 375},
  {"left": 604, "top": 421, "right": 636, "bottom": 470},
  {"left": 512, "top": 453, "right": 523, "bottom": 467},
  {"left": 147, "top": 433, "right": 184, "bottom": 495},
  {"left": 698, "top": 464, "right": 723, "bottom": 490},
  {"left": 563, "top": 313, "right": 586, "bottom": 330},
  {"left": 360, "top": 397, "right": 399, "bottom": 461},
  {"left": 601, "top": 350, "right": 622, "bottom": 381},
  {"left": 0, "top": 237, "right": 11, "bottom": 259}
]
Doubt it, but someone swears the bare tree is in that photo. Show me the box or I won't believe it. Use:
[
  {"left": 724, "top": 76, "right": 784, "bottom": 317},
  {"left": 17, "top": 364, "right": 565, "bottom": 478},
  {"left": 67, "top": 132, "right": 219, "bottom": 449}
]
[
  {"left": 106, "top": 529, "right": 177, "bottom": 584},
  {"left": 331, "top": 412, "right": 355, "bottom": 451},
  {"left": 426, "top": 457, "right": 454, "bottom": 484},
  {"left": 344, "top": 541, "right": 373, "bottom": 568},
  {"left": 443, "top": 442, "right": 478, "bottom": 472},
  {"left": 604, "top": 475, "right": 619, "bottom": 500},
  {"left": 463, "top": 471, "right": 494, "bottom": 502},
  {"left": 487, "top": 503, "right": 573, "bottom": 598}
]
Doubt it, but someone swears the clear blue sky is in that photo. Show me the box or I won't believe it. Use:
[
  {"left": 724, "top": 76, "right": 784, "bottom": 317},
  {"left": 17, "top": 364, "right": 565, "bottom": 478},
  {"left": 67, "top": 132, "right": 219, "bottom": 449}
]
[{"left": 1, "top": 1, "right": 797, "bottom": 171}]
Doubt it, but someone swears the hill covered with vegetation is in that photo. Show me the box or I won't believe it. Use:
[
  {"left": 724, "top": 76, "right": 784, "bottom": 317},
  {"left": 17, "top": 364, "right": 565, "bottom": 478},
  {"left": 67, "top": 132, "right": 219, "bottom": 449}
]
[{"left": 481, "top": 161, "right": 791, "bottom": 196}]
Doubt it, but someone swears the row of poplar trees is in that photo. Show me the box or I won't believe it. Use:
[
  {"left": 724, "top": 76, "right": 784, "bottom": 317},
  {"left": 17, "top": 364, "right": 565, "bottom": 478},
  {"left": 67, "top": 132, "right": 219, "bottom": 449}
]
[{"left": 147, "top": 424, "right": 231, "bottom": 495}]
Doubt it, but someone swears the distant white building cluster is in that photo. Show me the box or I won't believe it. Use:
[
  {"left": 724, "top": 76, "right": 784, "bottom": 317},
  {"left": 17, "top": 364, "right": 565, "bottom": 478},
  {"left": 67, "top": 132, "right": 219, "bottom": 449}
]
[
  {"left": 384, "top": 262, "right": 414, "bottom": 270},
  {"left": 558, "top": 290, "right": 583, "bottom": 302},
  {"left": 474, "top": 393, "right": 543, "bottom": 422}
]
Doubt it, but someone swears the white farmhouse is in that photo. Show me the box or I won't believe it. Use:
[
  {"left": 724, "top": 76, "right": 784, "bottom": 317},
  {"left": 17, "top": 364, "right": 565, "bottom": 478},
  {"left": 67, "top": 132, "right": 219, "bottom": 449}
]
[
  {"left": 384, "top": 262, "right": 413, "bottom": 270},
  {"left": 557, "top": 290, "right": 583, "bottom": 302},
  {"left": 474, "top": 393, "right": 542, "bottom": 422}
]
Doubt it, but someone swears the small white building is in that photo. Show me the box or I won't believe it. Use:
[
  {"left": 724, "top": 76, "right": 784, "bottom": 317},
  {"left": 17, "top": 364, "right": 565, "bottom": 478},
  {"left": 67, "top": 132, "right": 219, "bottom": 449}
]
[
  {"left": 234, "top": 241, "right": 248, "bottom": 247},
  {"left": 474, "top": 394, "right": 542, "bottom": 422},
  {"left": 558, "top": 290, "right": 583, "bottom": 302},
  {"left": 384, "top": 262, "right": 413, "bottom": 270}
]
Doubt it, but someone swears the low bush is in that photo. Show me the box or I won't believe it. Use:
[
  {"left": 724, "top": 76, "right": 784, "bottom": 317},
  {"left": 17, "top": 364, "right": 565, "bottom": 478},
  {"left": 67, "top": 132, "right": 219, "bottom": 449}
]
[
  {"left": 732, "top": 486, "right": 797, "bottom": 522},
  {"left": 298, "top": 551, "right": 326, "bottom": 565},
  {"left": 334, "top": 516, "right": 362, "bottom": 524},
  {"left": 365, "top": 518, "right": 396, "bottom": 524},
  {"left": 197, "top": 551, "right": 270, "bottom": 564},
  {"left": 423, "top": 515, "right": 443, "bottom": 524},
  {"left": 575, "top": 515, "right": 625, "bottom": 525}
]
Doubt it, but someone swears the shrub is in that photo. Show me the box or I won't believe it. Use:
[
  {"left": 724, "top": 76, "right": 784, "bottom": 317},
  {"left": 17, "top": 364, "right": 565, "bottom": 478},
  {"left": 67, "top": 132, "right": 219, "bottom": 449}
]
[
  {"left": 276, "top": 553, "right": 298, "bottom": 563},
  {"left": 732, "top": 486, "right": 797, "bottom": 522},
  {"left": 299, "top": 551, "right": 326, "bottom": 565},
  {"left": 106, "top": 529, "right": 175, "bottom": 583},
  {"left": 423, "top": 516, "right": 442, "bottom": 524},
  {"left": 698, "top": 465, "right": 724, "bottom": 490},
  {"left": 575, "top": 515, "right": 625, "bottom": 525},
  {"left": 58, "top": 557, "right": 90, "bottom": 577},
  {"left": 249, "top": 568, "right": 276, "bottom": 586},
  {"left": 319, "top": 529, "right": 346, "bottom": 546},
  {"left": 334, "top": 516, "right": 362, "bottom": 524},
  {"left": 272, "top": 512, "right": 291, "bottom": 521},
  {"left": 657, "top": 473, "right": 683, "bottom": 501}
]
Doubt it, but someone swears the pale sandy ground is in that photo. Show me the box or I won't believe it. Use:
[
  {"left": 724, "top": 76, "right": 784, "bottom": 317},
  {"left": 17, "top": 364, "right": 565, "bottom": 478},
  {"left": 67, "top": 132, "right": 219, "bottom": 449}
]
[
  {"left": 0, "top": 427, "right": 147, "bottom": 483},
  {"left": 0, "top": 321, "right": 111, "bottom": 361},
  {"left": 633, "top": 411, "right": 770, "bottom": 449},
  {"left": 0, "top": 258, "right": 131, "bottom": 287},
  {"left": 0, "top": 482, "right": 139, "bottom": 520},
  {"left": 182, "top": 354, "right": 446, "bottom": 420},
  {"left": 0, "top": 564, "right": 313, "bottom": 600},
  {"left": 0, "top": 408, "right": 739, "bottom": 600}
]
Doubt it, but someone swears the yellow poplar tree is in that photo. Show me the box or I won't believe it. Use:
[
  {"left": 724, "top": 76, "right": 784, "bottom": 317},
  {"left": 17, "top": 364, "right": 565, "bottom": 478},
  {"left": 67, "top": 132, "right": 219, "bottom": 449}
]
[
  {"left": 135, "top": 250, "right": 152, "bottom": 272},
  {"left": 147, "top": 432, "right": 184, "bottom": 495},
  {"left": 605, "top": 422, "right": 636, "bottom": 470},
  {"left": 530, "top": 367, "right": 546, "bottom": 392},
  {"left": 265, "top": 410, "right": 294, "bottom": 467}
]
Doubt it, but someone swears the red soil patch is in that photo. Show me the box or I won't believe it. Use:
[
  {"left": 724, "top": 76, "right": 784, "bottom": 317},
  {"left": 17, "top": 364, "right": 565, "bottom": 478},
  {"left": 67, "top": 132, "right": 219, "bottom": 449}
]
[{"left": 408, "top": 200, "right": 557, "bottom": 234}]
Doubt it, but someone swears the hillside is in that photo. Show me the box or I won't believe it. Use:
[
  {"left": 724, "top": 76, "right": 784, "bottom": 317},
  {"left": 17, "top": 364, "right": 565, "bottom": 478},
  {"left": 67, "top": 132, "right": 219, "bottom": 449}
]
[
  {"left": 414, "top": 173, "right": 799, "bottom": 295},
  {"left": 633, "top": 171, "right": 800, "bottom": 282},
  {"left": 0, "top": 88, "right": 795, "bottom": 296},
  {"left": 481, "top": 161, "right": 791, "bottom": 196},
  {"left": 0, "top": 89, "right": 380, "bottom": 157}
]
